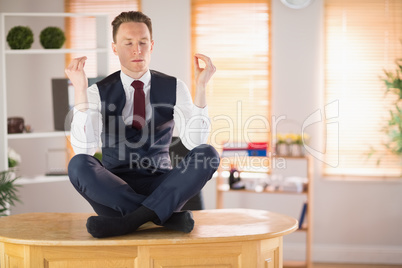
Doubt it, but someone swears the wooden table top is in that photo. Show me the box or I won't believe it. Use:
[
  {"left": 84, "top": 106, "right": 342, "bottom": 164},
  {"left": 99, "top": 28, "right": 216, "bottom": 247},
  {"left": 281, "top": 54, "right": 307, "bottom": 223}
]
[{"left": 0, "top": 209, "right": 298, "bottom": 246}]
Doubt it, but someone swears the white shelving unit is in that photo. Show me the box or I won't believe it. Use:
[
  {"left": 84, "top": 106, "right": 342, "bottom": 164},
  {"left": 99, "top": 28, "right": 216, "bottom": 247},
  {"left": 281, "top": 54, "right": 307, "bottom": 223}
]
[
  {"left": 216, "top": 155, "right": 313, "bottom": 268},
  {"left": 0, "top": 12, "right": 109, "bottom": 180}
]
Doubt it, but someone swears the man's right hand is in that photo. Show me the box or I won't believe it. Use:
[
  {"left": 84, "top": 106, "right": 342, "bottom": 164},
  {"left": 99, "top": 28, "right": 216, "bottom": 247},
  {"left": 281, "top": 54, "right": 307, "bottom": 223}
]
[{"left": 65, "top": 56, "right": 88, "bottom": 93}]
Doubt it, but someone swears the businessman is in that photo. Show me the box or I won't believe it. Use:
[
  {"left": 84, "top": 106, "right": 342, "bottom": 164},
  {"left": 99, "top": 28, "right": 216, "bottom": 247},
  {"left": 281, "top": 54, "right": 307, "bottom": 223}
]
[{"left": 66, "top": 11, "right": 219, "bottom": 238}]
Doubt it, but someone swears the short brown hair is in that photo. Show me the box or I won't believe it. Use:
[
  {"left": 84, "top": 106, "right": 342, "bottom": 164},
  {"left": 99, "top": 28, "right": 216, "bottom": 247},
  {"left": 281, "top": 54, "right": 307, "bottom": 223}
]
[{"left": 111, "top": 11, "right": 153, "bottom": 42}]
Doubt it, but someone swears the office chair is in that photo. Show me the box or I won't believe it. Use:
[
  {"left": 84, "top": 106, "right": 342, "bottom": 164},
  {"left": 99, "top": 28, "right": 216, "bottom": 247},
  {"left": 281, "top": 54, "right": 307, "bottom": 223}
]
[{"left": 169, "top": 137, "right": 205, "bottom": 210}]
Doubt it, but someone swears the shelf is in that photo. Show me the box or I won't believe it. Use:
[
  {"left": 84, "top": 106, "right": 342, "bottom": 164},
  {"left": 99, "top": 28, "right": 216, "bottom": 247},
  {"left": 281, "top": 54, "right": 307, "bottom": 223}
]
[
  {"left": 8, "top": 131, "right": 69, "bottom": 140},
  {"left": 15, "top": 175, "right": 69, "bottom": 185},
  {"left": 2, "top": 12, "right": 108, "bottom": 17},
  {"left": 270, "top": 155, "right": 309, "bottom": 159},
  {"left": 1, "top": 11, "right": 109, "bottom": 173},
  {"left": 5, "top": 48, "right": 108, "bottom": 55},
  {"left": 221, "top": 154, "right": 309, "bottom": 159},
  {"left": 217, "top": 184, "right": 307, "bottom": 195},
  {"left": 296, "top": 224, "right": 308, "bottom": 232},
  {"left": 283, "top": 260, "right": 307, "bottom": 268}
]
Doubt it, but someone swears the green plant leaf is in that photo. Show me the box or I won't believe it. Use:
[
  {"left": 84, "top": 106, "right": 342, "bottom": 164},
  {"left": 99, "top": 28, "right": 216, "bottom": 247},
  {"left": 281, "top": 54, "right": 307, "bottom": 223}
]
[
  {"left": 0, "top": 170, "right": 21, "bottom": 216},
  {"left": 376, "top": 56, "right": 402, "bottom": 161}
]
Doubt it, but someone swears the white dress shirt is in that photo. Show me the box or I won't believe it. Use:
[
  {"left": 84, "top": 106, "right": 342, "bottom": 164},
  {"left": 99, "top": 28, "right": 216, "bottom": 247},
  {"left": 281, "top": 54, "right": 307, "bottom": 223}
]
[{"left": 70, "top": 70, "right": 210, "bottom": 155}]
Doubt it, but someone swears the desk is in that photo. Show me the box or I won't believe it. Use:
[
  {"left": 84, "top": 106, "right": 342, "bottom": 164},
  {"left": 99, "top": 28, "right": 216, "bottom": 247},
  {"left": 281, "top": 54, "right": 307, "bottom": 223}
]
[{"left": 0, "top": 209, "right": 297, "bottom": 268}]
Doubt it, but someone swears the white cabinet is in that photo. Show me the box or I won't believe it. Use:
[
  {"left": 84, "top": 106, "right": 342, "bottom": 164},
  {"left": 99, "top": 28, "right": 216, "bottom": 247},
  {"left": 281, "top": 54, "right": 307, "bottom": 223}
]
[{"left": 0, "top": 13, "right": 109, "bottom": 178}]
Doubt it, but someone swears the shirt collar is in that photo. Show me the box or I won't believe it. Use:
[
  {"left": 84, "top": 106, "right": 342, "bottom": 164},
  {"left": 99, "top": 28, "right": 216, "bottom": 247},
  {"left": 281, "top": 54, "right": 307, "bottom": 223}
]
[{"left": 120, "top": 70, "right": 151, "bottom": 89}]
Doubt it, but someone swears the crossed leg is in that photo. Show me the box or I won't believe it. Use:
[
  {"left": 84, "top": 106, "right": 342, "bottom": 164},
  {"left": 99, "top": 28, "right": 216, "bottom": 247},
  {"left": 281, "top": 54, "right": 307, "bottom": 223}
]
[{"left": 68, "top": 145, "right": 219, "bottom": 238}]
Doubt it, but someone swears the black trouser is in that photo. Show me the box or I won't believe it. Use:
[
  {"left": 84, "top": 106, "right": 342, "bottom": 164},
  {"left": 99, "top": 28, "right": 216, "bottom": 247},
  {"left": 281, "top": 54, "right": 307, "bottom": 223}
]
[{"left": 68, "top": 144, "right": 219, "bottom": 224}]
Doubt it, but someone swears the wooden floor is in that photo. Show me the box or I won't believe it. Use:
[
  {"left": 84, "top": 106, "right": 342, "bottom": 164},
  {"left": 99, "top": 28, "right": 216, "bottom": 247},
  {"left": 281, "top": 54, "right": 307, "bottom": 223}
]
[{"left": 314, "top": 264, "right": 402, "bottom": 268}]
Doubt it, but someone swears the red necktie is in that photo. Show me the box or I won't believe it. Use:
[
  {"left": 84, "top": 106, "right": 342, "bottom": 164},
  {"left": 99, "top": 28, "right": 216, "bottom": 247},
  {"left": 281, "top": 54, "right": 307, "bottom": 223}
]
[{"left": 131, "top": 80, "right": 145, "bottom": 129}]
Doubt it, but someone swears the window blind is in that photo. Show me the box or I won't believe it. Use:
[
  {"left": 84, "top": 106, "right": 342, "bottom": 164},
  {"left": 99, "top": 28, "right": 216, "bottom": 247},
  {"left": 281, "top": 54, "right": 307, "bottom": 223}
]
[
  {"left": 191, "top": 0, "right": 271, "bottom": 150},
  {"left": 324, "top": 0, "right": 402, "bottom": 177},
  {"left": 65, "top": 0, "right": 140, "bottom": 77}
]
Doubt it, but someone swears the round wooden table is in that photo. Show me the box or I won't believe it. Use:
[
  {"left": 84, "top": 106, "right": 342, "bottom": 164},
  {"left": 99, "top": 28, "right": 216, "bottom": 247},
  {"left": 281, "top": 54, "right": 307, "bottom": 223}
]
[{"left": 0, "top": 208, "right": 297, "bottom": 268}]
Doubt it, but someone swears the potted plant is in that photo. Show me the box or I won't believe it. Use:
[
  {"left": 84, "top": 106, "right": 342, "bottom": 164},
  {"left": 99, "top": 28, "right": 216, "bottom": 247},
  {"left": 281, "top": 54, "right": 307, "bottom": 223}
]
[
  {"left": 288, "top": 133, "right": 302, "bottom": 157},
  {"left": 275, "top": 133, "right": 289, "bottom": 156},
  {"left": 382, "top": 58, "right": 402, "bottom": 157},
  {"left": 6, "top": 26, "right": 34, "bottom": 49},
  {"left": 40, "top": 26, "right": 66, "bottom": 49},
  {"left": 368, "top": 56, "right": 402, "bottom": 168},
  {"left": 0, "top": 148, "right": 21, "bottom": 216}
]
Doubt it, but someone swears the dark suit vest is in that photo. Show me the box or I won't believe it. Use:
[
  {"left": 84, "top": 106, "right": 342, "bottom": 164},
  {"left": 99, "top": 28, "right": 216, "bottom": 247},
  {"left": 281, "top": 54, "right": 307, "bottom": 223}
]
[{"left": 97, "top": 70, "right": 177, "bottom": 174}]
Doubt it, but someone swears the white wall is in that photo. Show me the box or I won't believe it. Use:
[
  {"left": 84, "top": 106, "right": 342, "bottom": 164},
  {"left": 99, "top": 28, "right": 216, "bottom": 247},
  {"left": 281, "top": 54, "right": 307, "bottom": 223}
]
[
  {"left": 2, "top": 0, "right": 402, "bottom": 264},
  {"left": 143, "top": 0, "right": 192, "bottom": 87},
  {"left": 145, "top": 0, "right": 402, "bottom": 264}
]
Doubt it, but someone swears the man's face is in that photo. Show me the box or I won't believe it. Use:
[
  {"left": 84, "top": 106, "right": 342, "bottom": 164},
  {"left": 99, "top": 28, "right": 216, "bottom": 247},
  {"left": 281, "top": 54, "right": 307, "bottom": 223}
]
[{"left": 112, "top": 22, "right": 154, "bottom": 79}]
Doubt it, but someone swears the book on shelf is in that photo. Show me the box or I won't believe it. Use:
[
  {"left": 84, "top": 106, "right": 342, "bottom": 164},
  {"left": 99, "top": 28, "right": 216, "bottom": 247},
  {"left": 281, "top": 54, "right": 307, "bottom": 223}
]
[
  {"left": 221, "top": 142, "right": 269, "bottom": 157},
  {"left": 298, "top": 201, "right": 308, "bottom": 229}
]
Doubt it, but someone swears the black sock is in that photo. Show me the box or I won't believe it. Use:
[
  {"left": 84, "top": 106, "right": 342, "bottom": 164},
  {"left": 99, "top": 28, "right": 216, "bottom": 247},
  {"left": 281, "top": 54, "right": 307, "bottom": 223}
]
[
  {"left": 86, "top": 206, "right": 158, "bottom": 238},
  {"left": 162, "top": 210, "right": 194, "bottom": 233}
]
